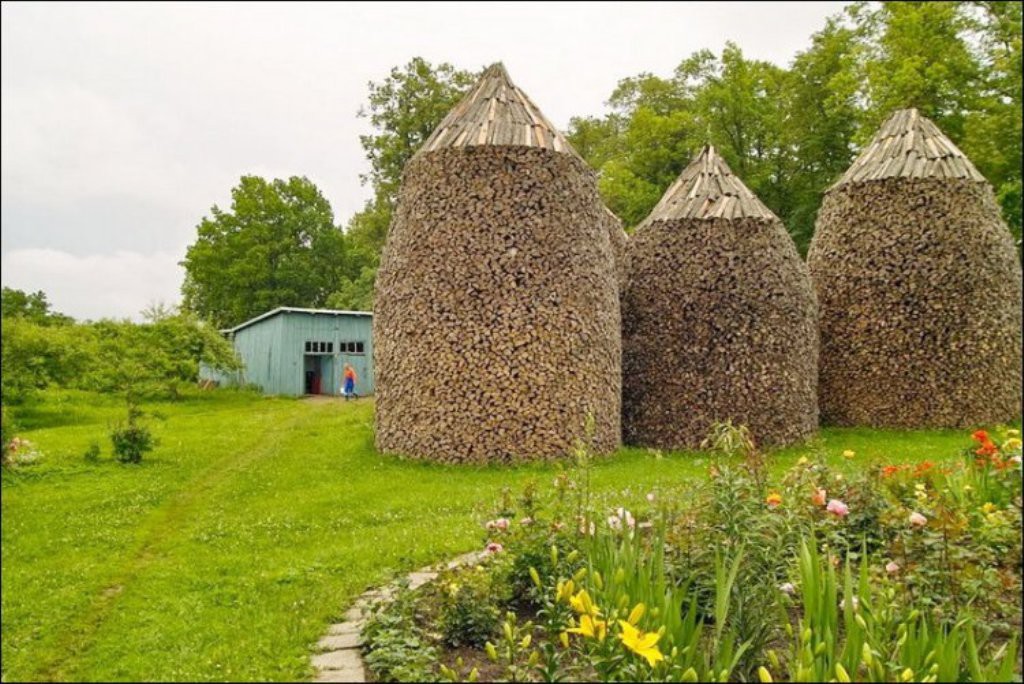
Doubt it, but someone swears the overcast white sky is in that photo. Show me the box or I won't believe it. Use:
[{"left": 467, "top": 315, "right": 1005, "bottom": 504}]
[{"left": 1, "top": 1, "right": 847, "bottom": 321}]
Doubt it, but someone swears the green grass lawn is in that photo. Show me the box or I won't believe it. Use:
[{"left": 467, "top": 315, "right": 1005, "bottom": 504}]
[{"left": 0, "top": 389, "right": 1000, "bottom": 682}]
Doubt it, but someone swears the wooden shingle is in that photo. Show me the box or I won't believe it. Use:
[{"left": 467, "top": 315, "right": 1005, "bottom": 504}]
[
  {"left": 417, "top": 63, "right": 577, "bottom": 158},
  {"left": 640, "top": 145, "right": 776, "bottom": 225},
  {"left": 830, "top": 108, "right": 986, "bottom": 190}
]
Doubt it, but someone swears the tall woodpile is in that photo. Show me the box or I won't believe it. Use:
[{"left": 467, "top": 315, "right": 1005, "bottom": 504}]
[
  {"left": 808, "top": 109, "right": 1023, "bottom": 428},
  {"left": 623, "top": 145, "right": 819, "bottom": 449},
  {"left": 603, "top": 206, "right": 630, "bottom": 291},
  {"left": 374, "top": 63, "right": 621, "bottom": 463}
]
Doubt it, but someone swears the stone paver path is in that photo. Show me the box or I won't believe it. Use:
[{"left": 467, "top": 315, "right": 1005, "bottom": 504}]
[{"left": 311, "top": 551, "right": 483, "bottom": 683}]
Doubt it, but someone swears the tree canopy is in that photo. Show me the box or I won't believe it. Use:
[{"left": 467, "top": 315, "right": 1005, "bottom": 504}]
[
  {"left": 568, "top": 1, "right": 1023, "bottom": 252},
  {"left": 325, "top": 58, "right": 478, "bottom": 311},
  {"left": 181, "top": 176, "right": 349, "bottom": 328}
]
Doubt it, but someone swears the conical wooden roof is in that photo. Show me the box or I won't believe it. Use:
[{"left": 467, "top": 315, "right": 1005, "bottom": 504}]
[
  {"left": 641, "top": 145, "right": 775, "bottom": 224},
  {"left": 831, "top": 108, "right": 985, "bottom": 190},
  {"left": 418, "top": 63, "right": 576, "bottom": 156}
]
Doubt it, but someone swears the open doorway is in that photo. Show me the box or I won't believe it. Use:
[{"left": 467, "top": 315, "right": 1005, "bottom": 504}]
[{"left": 303, "top": 355, "right": 336, "bottom": 395}]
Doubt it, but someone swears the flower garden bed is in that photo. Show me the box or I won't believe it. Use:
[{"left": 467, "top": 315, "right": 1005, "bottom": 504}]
[{"left": 360, "top": 426, "right": 1022, "bottom": 682}]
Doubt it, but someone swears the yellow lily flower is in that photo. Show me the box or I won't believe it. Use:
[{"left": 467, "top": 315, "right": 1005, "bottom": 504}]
[
  {"left": 617, "top": 620, "right": 664, "bottom": 667},
  {"left": 566, "top": 614, "right": 607, "bottom": 641},
  {"left": 569, "top": 589, "right": 601, "bottom": 617}
]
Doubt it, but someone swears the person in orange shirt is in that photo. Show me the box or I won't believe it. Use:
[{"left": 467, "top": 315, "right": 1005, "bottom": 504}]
[{"left": 342, "top": 363, "right": 358, "bottom": 400}]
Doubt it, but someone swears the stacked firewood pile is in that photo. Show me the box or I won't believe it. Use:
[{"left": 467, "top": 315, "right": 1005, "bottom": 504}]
[
  {"left": 808, "top": 109, "right": 1023, "bottom": 428},
  {"left": 623, "top": 145, "right": 819, "bottom": 449},
  {"left": 374, "top": 64, "right": 621, "bottom": 463},
  {"left": 603, "top": 207, "right": 630, "bottom": 291}
]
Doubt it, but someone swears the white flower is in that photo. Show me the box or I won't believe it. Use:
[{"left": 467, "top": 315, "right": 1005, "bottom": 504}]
[
  {"left": 779, "top": 582, "right": 796, "bottom": 596},
  {"left": 885, "top": 561, "right": 900, "bottom": 575}
]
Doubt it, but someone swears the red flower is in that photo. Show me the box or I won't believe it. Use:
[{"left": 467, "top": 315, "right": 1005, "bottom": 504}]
[
  {"left": 881, "top": 465, "right": 901, "bottom": 478},
  {"left": 971, "top": 429, "right": 989, "bottom": 443},
  {"left": 975, "top": 440, "right": 998, "bottom": 458},
  {"left": 914, "top": 461, "right": 934, "bottom": 477}
]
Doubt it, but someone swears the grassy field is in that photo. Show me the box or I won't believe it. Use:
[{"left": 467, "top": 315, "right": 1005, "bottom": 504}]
[{"left": 0, "top": 389, "right": 994, "bottom": 682}]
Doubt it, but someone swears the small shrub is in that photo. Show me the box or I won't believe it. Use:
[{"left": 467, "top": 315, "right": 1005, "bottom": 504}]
[
  {"left": 110, "top": 404, "right": 155, "bottom": 464},
  {"left": 83, "top": 441, "right": 101, "bottom": 463},
  {"left": 439, "top": 567, "right": 502, "bottom": 648}
]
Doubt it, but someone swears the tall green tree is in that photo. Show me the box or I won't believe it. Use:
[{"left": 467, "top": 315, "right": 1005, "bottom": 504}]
[
  {"left": 358, "top": 57, "right": 479, "bottom": 208},
  {"left": 697, "top": 44, "right": 790, "bottom": 218},
  {"left": 782, "top": 18, "right": 862, "bottom": 247},
  {"left": 181, "top": 175, "right": 348, "bottom": 327},
  {"left": 963, "top": 0, "right": 1023, "bottom": 239},
  {"left": 327, "top": 59, "right": 477, "bottom": 310}
]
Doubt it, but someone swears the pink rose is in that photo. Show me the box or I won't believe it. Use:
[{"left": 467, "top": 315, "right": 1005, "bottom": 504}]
[
  {"left": 826, "top": 499, "right": 849, "bottom": 517},
  {"left": 885, "top": 561, "right": 900, "bottom": 575},
  {"left": 909, "top": 512, "right": 927, "bottom": 527},
  {"left": 484, "top": 542, "right": 504, "bottom": 555}
]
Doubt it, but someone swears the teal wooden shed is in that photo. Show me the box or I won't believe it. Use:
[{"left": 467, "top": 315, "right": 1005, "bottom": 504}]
[{"left": 203, "top": 307, "right": 374, "bottom": 396}]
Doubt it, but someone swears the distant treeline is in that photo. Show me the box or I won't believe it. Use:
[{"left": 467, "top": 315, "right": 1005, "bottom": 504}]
[{"left": 0, "top": 288, "right": 239, "bottom": 406}]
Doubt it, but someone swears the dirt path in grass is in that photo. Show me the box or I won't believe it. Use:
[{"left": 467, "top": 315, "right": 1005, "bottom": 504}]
[{"left": 30, "top": 405, "right": 313, "bottom": 682}]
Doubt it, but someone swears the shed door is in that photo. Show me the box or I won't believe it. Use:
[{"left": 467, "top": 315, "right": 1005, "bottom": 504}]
[{"left": 320, "top": 355, "right": 336, "bottom": 395}]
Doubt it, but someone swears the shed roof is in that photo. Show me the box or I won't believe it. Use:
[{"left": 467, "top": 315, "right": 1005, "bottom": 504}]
[
  {"left": 223, "top": 307, "right": 372, "bottom": 334},
  {"left": 417, "top": 62, "right": 576, "bottom": 156},
  {"left": 831, "top": 108, "right": 985, "bottom": 190},
  {"left": 642, "top": 145, "right": 775, "bottom": 224}
]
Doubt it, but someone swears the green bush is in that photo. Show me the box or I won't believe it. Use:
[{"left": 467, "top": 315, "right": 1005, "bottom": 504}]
[
  {"left": 110, "top": 405, "right": 155, "bottom": 464},
  {"left": 439, "top": 566, "right": 502, "bottom": 648},
  {"left": 83, "top": 441, "right": 101, "bottom": 463}
]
